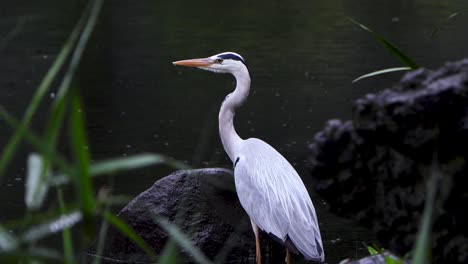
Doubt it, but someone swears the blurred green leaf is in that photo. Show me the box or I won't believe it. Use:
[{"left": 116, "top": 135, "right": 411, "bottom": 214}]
[
  {"left": 40, "top": 87, "right": 69, "bottom": 205},
  {"left": 158, "top": 239, "right": 179, "bottom": 264},
  {"left": 63, "top": 0, "right": 103, "bottom": 95},
  {"left": 0, "top": 107, "right": 72, "bottom": 176},
  {"left": 384, "top": 255, "right": 402, "bottom": 264},
  {"left": 1, "top": 207, "right": 76, "bottom": 230},
  {"left": 58, "top": 190, "right": 74, "bottom": 264},
  {"left": 411, "top": 166, "right": 441, "bottom": 264},
  {"left": 1, "top": 107, "right": 188, "bottom": 190},
  {"left": 50, "top": 154, "right": 189, "bottom": 187},
  {"left": 348, "top": 18, "right": 419, "bottom": 69},
  {"left": 103, "top": 212, "right": 157, "bottom": 261},
  {"left": 0, "top": 0, "right": 104, "bottom": 181},
  {"left": 66, "top": 0, "right": 104, "bottom": 227},
  {"left": 431, "top": 9, "right": 468, "bottom": 37},
  {"left": 160, "top": 156, "right": 191, "bottom": 170},
  {"left": 0, "top": 16, "right": 28, "bottom": 52},
  {"left": 44, "top": 89, "right": 68, "bottom": 146},
  {"left": 70, "top": 92, "right": 96, "bottom": 217},
  {"left": 0, "top": 247, "right": 62, "bottom": 262},
  {"left": 0, "top": 225, "right": 18, "bottom": 251},
  {"left": 25, "top": 153, "right": 51, "bottom": 210},
  {"left": 91, "top": 154, "right": 167, "bottom": 175},
  {"left": 93, "top": 207, "right": 110, "bottom": 264},
  {"left": 154, "top": 216, "right": 212, "bottom": 264},
  {"left": 367, "top": 246, "right": 379, "bottom": 255},
  {"left": 97, "top": 194, "right": 132, "bottom": 206},
  {"left": 353, "top": 67, "right": 412, "bottom": 82},
  {"left": 0, "top": 0, "right": 90, "bottom": 178},
  {"left": 20, "top": 211, "right": 82, "bottom": 243}
]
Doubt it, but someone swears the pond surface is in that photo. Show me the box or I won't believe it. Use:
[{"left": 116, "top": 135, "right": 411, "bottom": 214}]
[{"left": 1, "top": 0, "right": 468, "bottom": 263}]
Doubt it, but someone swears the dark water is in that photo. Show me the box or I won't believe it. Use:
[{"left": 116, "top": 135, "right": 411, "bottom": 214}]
[{"left": 1, "top": 0, "right": 468, "bottom": 263}]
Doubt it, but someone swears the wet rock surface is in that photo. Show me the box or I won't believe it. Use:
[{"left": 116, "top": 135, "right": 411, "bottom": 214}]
[
  {"left": 308, "top": 59, "right": 468, "bottom": 263},
  {"left": 88, "top": 168, "right": 287, "bottom": 263}
]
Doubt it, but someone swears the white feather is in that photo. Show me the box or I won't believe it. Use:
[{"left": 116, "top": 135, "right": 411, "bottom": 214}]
[
  {"left": 175, "top": 51, "right": 325, "bottom": 262},
  {"left": 234, "top": 138, "right": 324, "bottom": 262}
]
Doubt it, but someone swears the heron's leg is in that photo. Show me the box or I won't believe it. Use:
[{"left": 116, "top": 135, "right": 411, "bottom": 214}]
[
  {"left": 285, "top": 248, "right": 291, "bottom": 264},
  {"left": 250, "top": 219, "right": 261, "bottom": 264}
]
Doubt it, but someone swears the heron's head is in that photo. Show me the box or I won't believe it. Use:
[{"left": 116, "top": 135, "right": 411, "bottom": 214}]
[{"left": 173, "top": 52, "right": 247, "bottom": 74}]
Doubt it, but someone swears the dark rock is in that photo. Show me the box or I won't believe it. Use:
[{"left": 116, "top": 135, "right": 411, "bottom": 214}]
[
  {"left": 88, "top": 168, "right": 288, "bottom": 263},
  {"left": 308, "top": 59, "right": 468, "bottom": 263}
]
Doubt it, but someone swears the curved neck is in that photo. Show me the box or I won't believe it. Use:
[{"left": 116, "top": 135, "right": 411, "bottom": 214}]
[{"left": 219, "top": 67, "right": 251, "bottom": 162}]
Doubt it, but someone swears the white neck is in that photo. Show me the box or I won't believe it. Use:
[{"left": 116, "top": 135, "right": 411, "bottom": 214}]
[{"left": 218, "top": 67, "right": 251, "bottom": 162}]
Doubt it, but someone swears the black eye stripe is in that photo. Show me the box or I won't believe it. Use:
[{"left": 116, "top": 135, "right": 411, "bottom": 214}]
[{"left": 218, "top": 53, "right": 246, "bottom": 65}]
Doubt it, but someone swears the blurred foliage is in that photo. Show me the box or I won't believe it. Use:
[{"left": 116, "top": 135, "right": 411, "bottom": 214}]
[
  {"left": 0, "top": 0, "right": 199, "bottom": 263},
  {"left": 349, "top": 18, "right": 417, "bottom": 82}
]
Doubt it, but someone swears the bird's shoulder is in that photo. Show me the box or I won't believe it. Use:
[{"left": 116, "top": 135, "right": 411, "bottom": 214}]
[
  {"left": 238, "top": 137, "right": 284, "bottom": 160},
  {"left": 234, "top": 137, "right": 304, "bottom": 190}
]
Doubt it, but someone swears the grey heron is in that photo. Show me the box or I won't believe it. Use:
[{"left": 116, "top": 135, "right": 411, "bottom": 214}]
[{"left": 173, "top": 52, "right": 324, "bottom": 264}]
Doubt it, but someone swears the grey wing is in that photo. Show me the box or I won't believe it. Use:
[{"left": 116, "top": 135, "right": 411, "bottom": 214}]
[
  {"left": 234, "top": 154, "right": 289, "bottom": 239},
  {"left": 234, "top": 138, "right": 324, "bottom": 262}
]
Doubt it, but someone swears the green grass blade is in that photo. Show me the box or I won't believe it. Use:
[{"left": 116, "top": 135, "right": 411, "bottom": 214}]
[
  {"left": 0, "top": 0, "right": 91, "bottom": 178},
  {"left": 34, "top": 96, "right": 68, "bottom": 210},
  {"left": 40, "top": 91, "right": 69, "bottom": 192},
  {"left": 69, "top": 92, "right": 95, "bottom": 223},
  {"left": 25, "top": 153, "right": 51, "bottom": 210},
  {"left": 58, "top": 189, "right": 74, "bottom": 264},
  {"left": 431, "top": 9, "right": 468, "bottom": 37},
  {"left": 0, "top": 107, "right": 72, "bottom": 174},
  {"left": 90, "top": 153, "right": 189, "bottom": 175},
  {"left": 0, "top": 247, "right": 62, "bottom": 262},
  {"left": 353, "top": 67, "right": 412, "bottom": 82},
  {"left": 97, "top": 195, "right": 132, "bottom": 207},
  {"left": 57, "top": 0, "right": 103, "bottom": 226},
  {"left": 90, "top": 154, "right": 166, "bottom": 175},
  {"left": 447, "top": 9, "right": 467, "bottom": 19},
  {"left": 411, "top": 201, "right": 433, "bottom": 263},
  {"left": 348, "top": 18, "right": 419, "bottom": 69},
  {"left": 0, "top": 225, "right": 18, "bottom": 251},
  {"left": 65, "top": 0, "right": 104, "bottom": 228},
  {"left": 92, "top": 208, "right": 110, "bottom": 264},
  {"left": 103, "top": 212, "right": 157, "bottom": 261},
  {"left": 158, "top": 239, "right": 179, "bottom": 264},
  {"left": 1, "top": 207, "right": 77, "bottom": 230},
  {"left": 162, "top": 157, "right": 191, "bottom": 170},
  {"left": 384, "top": 255, "right": 401, "bottom": 264},
  {"left": 49, "top": 154, "right": 189, "bottom": 187},
  {"left": 20, "top": 211, "right": 82, "bottom": 243},
  {"left": 55, "top": 0, "right": 103, "bottom": 102},
  {"left": 0, "top": 16, "right": 28, "bottom": 52},
  {"left": 411, "top": 167, "right": 440, "bottom": 264},
  {"left": 154, "top": 216, "right": 213, "bottom": 264},
  {"left": 41, "top": 0, "right": 103, "bottom": 200},
  {"left": 374, "top": 35, "right": 419, "bottom": 69},
  {"left": 1, "top": 108, "right": 187, "bottom": 188},
  {"left": 367, "top": 246, "right": 379, "bottom": 255},
  {"left": 43, "top": 82, "right": 68, "bottom": 159}
]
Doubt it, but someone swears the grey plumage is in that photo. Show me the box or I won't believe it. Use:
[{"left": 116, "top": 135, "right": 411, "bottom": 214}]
[
  {"left": 173, "top": 51, "right": 325, "bottom": 263},
  {"left": 234, "top": 138, "right": 324, "bottom": 262}
]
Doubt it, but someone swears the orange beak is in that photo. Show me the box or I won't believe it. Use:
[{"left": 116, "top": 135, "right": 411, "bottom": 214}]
[{"left": 172, "top": 58, "right": 213, "bottom": 67}]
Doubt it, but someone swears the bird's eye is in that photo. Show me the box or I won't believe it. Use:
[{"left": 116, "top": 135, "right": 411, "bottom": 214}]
[{"left": 215, "top": 58, "right": 223, "bottom": 64}]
